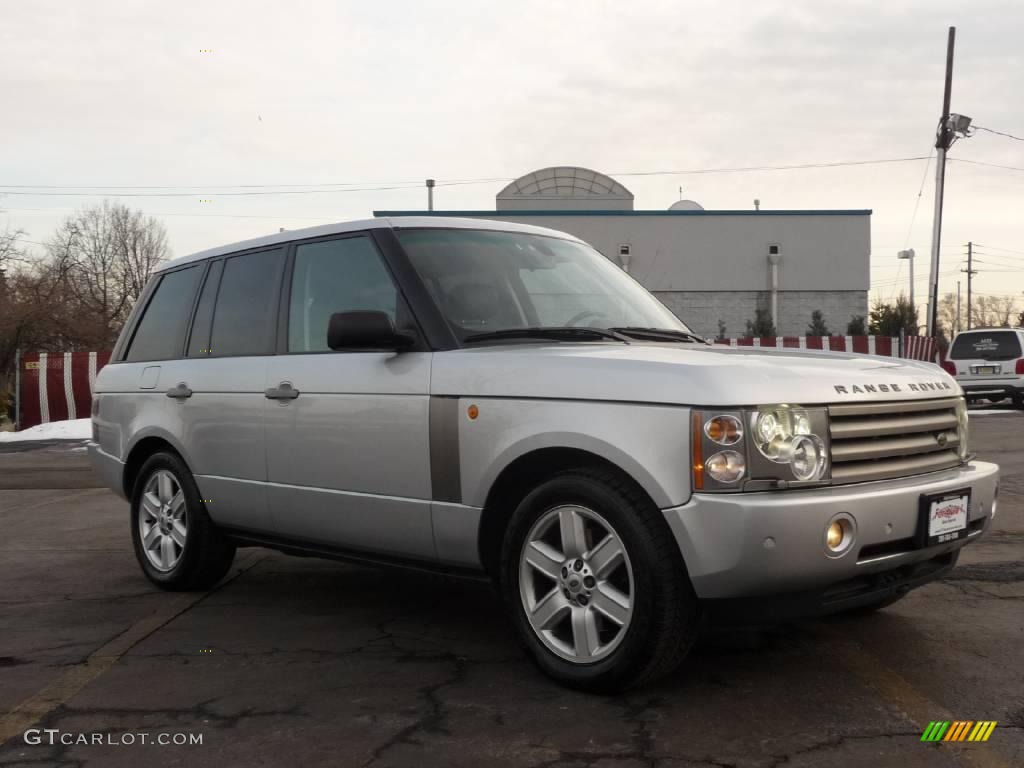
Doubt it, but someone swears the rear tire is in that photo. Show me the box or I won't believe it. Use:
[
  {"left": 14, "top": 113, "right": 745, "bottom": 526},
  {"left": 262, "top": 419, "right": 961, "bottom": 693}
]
[
  {"left": 499, "top": 467, "right": 700, "bottom": 692},
  {"left": 130, "top": 451, "right": 236, "bottom": 590}
]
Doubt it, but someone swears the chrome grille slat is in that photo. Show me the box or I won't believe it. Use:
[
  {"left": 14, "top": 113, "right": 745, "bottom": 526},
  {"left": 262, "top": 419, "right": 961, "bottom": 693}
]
[{"left": 828, "top": 398, "right": 963, "bottom": 484}]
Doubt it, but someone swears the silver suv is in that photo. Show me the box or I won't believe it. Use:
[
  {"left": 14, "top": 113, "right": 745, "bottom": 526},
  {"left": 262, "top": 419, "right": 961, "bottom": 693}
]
[
  {"left": 944, "top": 327, "right": 1024, "bottom": 408},
  {"left": 89, "top": 217, "right": 999, "bottom": 690}
]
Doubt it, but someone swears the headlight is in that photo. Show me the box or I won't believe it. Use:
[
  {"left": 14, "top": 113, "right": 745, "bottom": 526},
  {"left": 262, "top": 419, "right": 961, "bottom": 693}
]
[
  {"left": 955, "top": 397, "right": 969, "bottom": 460},
  {"left": 790, "top": 434, "right": 826, "bottom": 481},
  {"left": 705, "top": 450, "right": 745, "bottom": 483}
]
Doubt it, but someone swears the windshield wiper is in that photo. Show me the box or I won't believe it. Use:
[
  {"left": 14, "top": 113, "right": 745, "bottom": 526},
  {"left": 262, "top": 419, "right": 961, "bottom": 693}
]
[
  {"left": 609, "top": 327, "right": 708, "bottom": 344},
  {"left": 463, "top": 327, "right": 631, "bottom": 345}
]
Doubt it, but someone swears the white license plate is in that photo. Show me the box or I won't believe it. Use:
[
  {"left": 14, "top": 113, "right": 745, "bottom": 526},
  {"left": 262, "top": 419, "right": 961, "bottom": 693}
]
[
  {"left": 976, "top": 365, "right": 998, "bottom": 375},
  {"left": 926, "top": 493, "right": 969, "bottom": 544}
]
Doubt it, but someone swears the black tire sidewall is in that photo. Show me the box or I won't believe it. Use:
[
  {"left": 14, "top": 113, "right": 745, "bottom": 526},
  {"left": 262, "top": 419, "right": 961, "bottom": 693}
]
[
  {"left": 500, "top": 471, "right": 689, "bottom": 690},
  {"left": 130, "top": 451, "right": 213, "bottom": 588}
]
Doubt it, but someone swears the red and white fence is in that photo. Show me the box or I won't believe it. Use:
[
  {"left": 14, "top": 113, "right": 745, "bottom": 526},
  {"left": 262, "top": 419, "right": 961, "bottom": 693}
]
[
  {"left": 714, "top": 335, "right": 940, "bottom": 363},
  {"left": 17, "top": 351, "right": 112, "bottom": 430},
  {"left": 10, "top": 336, "right": 941, "bottom": 430}
]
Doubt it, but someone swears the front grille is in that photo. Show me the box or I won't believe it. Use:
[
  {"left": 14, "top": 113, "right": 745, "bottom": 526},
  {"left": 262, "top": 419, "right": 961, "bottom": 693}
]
[{"left": 828, "top": 397, "right": 963, "bottom": 484}]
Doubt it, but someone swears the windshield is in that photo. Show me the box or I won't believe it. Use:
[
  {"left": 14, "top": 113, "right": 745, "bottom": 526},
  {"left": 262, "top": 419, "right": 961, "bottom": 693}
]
[
  {"left": 397, "top": 228, "right": 691, "bottom": 343},
  {"left": 949, "top": 331, "right": 1023, "bottom": 361}
]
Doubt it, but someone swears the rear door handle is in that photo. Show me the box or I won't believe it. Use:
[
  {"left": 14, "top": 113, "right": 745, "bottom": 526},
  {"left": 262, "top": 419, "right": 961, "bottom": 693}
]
[
  {"left": 265, "top": 382, "right": 300, "bottom": 400},
  {"left": 166, "top": 382, "right": 193, "bottom": 399}
]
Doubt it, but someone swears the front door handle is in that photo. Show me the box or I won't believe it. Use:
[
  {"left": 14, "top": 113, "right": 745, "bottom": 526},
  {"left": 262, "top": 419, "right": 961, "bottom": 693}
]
[
  {"left": 265, "top": 382, "right": 300, "bottom": 400},
  {"left": 166, "top": 382, "right": 193, "bottom": 399}
]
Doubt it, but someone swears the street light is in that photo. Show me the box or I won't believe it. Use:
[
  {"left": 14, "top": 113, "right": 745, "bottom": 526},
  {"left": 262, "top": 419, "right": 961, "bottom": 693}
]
[{"left": 897, "top": 249, "right": 915, "bottom": 308}]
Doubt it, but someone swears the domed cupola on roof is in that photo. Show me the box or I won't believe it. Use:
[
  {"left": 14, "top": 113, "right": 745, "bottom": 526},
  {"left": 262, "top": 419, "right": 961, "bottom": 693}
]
[{"left": 496, "top": 166, "right": 634, "bottom": 211}]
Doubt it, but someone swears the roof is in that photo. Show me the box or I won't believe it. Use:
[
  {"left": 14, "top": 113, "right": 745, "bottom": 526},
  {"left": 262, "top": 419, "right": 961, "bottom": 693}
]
[
  {"left": 156, "top": 216, "right": 584, "bottom": 273},
  {"left": 375, "top": 209, "right": 873, "bottom": 217}
]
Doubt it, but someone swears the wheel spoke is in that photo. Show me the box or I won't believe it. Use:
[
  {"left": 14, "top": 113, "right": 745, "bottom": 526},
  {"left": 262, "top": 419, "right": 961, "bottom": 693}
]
[
  {"left": 571, "top": 605, "right": 601, "bottom": 657},
  {"left": 143, "top": 525, "right": 161, "bottom": 549},
  {"left": 142, "top": 492, "right": 161, "bottom": 521},
  {"left": 558, "top": 508, "right": 587, "bottom": 558},
  {"left": 170, "top": 521, "right": 187, "bottom": 548},
  {"left": 524, "top": 541, "right": 563, "bottom": 580},
  {"left": 530, "top": 589, "right": 571, "bottom": 630},
  {"left": 587, "top": 534, "right": 624, "bottom": 579},
  {"left": 591, "top": 583, "right": 630, "bottom": 626},
  {"left": 169, "top": 490, "right": 185, "bottom": 520},
  {"left": 157, "top": 472, "right": 174, "bottom": 503},
  {"left": 160, "top": 535, "right": 175, "bottom": 569}
]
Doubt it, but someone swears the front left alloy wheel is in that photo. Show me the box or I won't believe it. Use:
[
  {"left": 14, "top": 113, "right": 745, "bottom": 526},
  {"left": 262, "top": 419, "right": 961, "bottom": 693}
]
[{"left": 130, "top": 451, "right": 236, "bottom": 590}]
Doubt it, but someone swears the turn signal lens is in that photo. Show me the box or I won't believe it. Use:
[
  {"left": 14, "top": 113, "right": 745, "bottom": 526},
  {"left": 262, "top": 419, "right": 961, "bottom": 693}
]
[
  {"left": 704, "top": 415, "right": 743, "bottom": 445},
  {"left": 705, "top": 450, "right": 746, "bottom": 483}
]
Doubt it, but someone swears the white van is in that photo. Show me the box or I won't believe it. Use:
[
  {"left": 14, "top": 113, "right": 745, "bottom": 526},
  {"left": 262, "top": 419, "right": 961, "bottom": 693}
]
[{"left": 944, "top": 328, "right": 1024, "bottom": 407}]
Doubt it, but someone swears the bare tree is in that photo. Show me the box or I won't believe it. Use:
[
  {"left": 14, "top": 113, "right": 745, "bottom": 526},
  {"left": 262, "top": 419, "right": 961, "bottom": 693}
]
[
  {"left": 45, "top": 201, "right": 170, "bottom": 346},
  {"left": 970, "top": 295, "right": 1021, "bottom": 328}
]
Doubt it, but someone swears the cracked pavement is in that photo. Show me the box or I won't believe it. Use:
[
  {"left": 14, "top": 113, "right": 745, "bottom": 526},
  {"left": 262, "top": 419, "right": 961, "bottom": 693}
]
[{"left": 0, "top": 414, "right": 1021, "bottom": 767}]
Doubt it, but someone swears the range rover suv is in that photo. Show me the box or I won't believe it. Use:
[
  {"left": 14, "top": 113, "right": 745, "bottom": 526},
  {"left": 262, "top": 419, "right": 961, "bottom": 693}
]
[{"left": 89, "top": 217, "right": 1000, "bottom": 690}]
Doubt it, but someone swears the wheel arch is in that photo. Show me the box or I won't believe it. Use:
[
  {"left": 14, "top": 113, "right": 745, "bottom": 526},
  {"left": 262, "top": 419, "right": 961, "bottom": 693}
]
[
  {"left": 476, "top": 446, "right": 659, "bottom": 578},
  {"left": 122, "top": 430, "right": 192, "bottom": 499}
]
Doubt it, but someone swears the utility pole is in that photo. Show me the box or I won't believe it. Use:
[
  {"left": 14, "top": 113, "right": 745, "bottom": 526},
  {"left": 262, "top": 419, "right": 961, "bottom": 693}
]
[
  {"left": 927, "top": 27, "right": 956, "bottom": 338},
  {"left": 426, "top": 179, "right": 435, "bottom": 211},
  {"left": 962, "top": 241, "right": 977, "bottom": 329}
]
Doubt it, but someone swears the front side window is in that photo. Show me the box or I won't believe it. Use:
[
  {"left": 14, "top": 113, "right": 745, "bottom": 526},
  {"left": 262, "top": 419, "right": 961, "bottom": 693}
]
[
  {"left": 125, "top": 265, "right": 203, "bottom": 362},
  {"left": 209, "top": 249, "right": 284, "bottom": 357},
  {"left": 949, "top": 331, "right": 1023, "bottom": 361},
  {"left": 288, "top": 236, "right": 399, "bottom": 353},
  {"left": 397, "top": 228, "right": 689, "bottom": 341}
]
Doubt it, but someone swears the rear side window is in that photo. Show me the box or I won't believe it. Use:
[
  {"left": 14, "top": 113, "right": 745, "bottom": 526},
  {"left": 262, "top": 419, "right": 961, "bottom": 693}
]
[
  {"left": 949, "top": 331, "right": 1023, "bottom": 361},
  {"left": 125, "top": 265, "right": 203, "bottom": 362},
  {"left": 210, "top": 249, "right": 285, "bottom": 357}
]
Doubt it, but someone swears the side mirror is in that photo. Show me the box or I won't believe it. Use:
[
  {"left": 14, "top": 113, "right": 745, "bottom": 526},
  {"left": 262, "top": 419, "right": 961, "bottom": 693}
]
[{"left": 327, "top": 311, "right": 415, "bottom": 351}]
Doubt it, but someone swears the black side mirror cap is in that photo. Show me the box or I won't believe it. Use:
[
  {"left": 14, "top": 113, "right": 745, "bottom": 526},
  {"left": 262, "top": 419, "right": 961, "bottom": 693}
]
[{"left": 327, "top": 311, "right": 415, "bottom": 351}]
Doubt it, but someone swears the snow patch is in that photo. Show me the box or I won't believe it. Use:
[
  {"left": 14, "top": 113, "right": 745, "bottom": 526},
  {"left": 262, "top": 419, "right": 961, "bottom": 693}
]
[{"left": 0, "top": 418, "right": 92, "bottom": 442}]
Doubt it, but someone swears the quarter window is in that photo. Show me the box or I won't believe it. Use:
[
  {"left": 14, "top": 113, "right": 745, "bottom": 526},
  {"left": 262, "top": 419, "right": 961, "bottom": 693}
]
[
  {"left": 288, "top": 236, "right": 399, "bottom": 353},
  {"left": 209, "top": 249, "right": 284, "bottom": 357},
  {"left": 125, "top": 265, "right": 203, "bottom": 362}
]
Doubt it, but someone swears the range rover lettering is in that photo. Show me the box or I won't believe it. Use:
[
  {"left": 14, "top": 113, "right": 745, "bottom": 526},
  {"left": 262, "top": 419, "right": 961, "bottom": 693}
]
[{"left": 89, "top": 217, "right": 1000, "bottom": 691}]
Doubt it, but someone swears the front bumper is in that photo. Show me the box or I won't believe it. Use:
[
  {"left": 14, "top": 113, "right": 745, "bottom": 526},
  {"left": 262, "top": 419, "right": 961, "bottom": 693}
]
[{"left": 662, "top": 460, "right": 999, "bottom": 601}]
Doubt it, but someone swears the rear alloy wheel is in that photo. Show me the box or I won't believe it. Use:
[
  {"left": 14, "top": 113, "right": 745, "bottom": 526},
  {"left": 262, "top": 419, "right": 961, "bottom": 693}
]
[
  {"left": 501, "top": 467, "right": 700, "bottom": 692},
  {"left": 130, "top": 451, "right": 236, "bottom": 590}
]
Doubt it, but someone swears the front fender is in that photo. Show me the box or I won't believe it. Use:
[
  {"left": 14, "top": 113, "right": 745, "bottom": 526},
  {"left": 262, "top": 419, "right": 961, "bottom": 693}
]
[{"left": 458, "top": 399, "right": 693, "bottom": 509}]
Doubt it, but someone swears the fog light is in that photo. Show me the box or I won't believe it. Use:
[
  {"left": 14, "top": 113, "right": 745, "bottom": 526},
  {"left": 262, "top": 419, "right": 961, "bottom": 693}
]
[
  {"left": 824, "top": 514, "right": 855, "bottom": 557},
  {"left": 826, "top": 522, "right": 844, "bottom": 549}
]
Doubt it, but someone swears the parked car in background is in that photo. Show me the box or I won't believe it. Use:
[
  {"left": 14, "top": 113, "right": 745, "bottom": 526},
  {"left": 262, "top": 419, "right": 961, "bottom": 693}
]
[
  {"left": 90, "top": 217, "right": 1000, "bottom": 691},
  {"left": 943, "top": 327, "right": 1024, "bottom": 407}
]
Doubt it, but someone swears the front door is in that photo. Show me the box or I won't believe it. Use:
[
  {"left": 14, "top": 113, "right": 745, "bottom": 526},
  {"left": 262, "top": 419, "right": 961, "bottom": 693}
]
[{"left": 264, "top": 233, "right": 434, "bottom": 559}]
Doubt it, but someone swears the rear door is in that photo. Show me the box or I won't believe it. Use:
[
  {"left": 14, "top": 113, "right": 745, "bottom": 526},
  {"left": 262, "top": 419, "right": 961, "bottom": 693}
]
[
  {"left": 182, "top": 247, "right": 286, "bottom": 534},
  {"left": 264, "top": 232, "right": 434, "bottom": 559}
]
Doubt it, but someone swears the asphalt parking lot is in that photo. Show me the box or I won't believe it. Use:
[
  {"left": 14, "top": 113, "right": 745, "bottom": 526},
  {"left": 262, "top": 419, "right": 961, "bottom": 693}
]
[{"left": 1, "top": 412, "right": 1021, "bottom": 768}]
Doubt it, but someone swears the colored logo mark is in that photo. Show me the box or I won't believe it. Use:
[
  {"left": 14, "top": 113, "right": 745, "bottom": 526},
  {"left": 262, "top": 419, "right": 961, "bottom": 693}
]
[{"left": 921, "top": 721, "right": 997, "bottom": 742}]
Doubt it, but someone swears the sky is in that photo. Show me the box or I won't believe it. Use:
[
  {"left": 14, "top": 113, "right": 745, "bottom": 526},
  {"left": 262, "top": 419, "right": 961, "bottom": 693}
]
[{"left": 2, "top": 0, "right": 1023, "bottom": 312}]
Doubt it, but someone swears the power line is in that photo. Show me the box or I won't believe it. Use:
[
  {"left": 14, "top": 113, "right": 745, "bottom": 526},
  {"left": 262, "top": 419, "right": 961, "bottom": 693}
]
[
  {"left": 974, "top": 243, "right": 1024, "bottom": 257},
  {"left": 974, "top": 125, "right": 1024, "bottom": 142},
  {"left": 0, "top": 156, "right": 932, "bottom": 197},
  {"left": 951, "top": 158, "right": 1024, "bottom": 173}
]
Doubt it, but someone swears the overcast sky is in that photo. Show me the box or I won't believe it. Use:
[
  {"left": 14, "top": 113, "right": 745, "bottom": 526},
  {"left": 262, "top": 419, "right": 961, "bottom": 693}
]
[{"left": 2, "top": 0, "right": 1023, "bottom": 310}]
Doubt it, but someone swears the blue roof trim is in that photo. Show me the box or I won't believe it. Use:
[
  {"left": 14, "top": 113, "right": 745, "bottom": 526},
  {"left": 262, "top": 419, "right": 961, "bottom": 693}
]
[{"left": 374, "top": 209, "right": 872, "bottom": 217}]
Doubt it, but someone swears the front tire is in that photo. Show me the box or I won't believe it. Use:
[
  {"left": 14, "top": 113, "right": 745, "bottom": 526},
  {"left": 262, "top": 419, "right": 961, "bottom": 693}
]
[
  {"left": 130, "top": 451, "right": 236, "bottom": 590},
  {"left": 499, "top": 467, "right": 700, "bottom": 692}
]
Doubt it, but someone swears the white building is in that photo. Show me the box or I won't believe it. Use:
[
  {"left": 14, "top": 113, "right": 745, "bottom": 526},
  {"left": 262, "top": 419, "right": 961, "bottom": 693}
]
[{"left": 377, "top": 166, "right": 871, "bottom": 338}]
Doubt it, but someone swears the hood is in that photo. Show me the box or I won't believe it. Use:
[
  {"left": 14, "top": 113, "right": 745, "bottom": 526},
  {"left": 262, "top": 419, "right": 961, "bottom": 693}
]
[{"left": 430, "top": 343, "right": 958, "bottom": 406}]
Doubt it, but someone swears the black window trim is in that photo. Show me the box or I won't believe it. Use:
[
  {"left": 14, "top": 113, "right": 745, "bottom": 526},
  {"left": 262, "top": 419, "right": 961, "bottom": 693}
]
[
  {"left": 119, "top": 261, "right": 207, "bottom": 364},
  {"left": 184, "top": 257, "right": 224, "bottom": 359}
]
